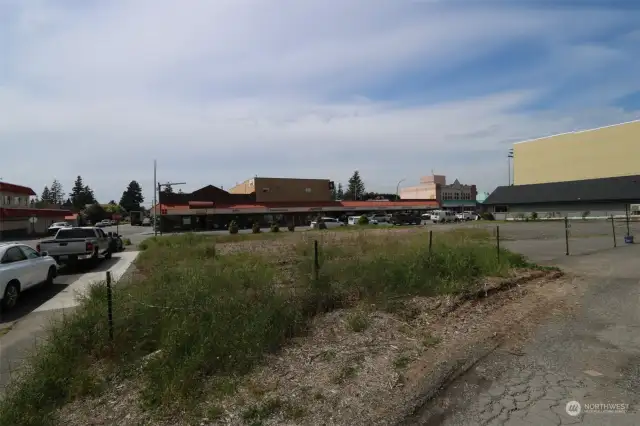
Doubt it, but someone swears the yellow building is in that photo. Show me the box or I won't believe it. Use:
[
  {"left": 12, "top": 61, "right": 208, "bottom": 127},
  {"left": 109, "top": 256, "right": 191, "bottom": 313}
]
[{"left": 513, "top": 120, "right": 640, "bottom": 185}]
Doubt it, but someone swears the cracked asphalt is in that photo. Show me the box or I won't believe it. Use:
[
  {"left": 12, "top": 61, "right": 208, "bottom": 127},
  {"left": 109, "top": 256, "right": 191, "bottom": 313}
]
[{"left": 407, "top": 240, "right": 640, "bottom": 425}]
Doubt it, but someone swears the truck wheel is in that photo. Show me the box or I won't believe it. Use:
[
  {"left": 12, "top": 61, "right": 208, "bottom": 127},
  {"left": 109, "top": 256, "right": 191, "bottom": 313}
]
[
  {"left": 2, "top": 281, "right": 20, "bottom": 310},
  {"left": 45, "top": 266, "right": 56, "bottom": 286}
]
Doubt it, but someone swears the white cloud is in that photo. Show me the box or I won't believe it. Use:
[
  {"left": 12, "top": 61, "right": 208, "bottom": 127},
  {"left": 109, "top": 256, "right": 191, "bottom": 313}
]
[{"left": 0, "top": 0, "right": 639, "bottom": 202}]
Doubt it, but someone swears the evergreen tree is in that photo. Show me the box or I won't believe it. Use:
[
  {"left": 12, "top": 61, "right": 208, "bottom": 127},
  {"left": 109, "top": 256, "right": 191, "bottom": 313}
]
[
  {"left": 345, "top": 171, "right": 366, "bottom": 201},
  {"left": 41, "top": 186, "right": 52, "bottom": 204},
  {"left": 336, "top": 183, "right": 344, "bottom": 200},
  {"left": 163, "top": 184, "right": 174, "bottom": 194},
  {"left": 49, "top": 179, "right": 64, "bottom": 205},
  {"left": 83, "top": 185, "right": 96, "bottom": 205},
  {"left": 330, "top": 185, "right": 338, "bottom": 200},
  {"left": 120, "top": 180, "right": 144, "bottom": 212},
  {"left": 70, "top": 176, "right": 96, "bottom": 209}
]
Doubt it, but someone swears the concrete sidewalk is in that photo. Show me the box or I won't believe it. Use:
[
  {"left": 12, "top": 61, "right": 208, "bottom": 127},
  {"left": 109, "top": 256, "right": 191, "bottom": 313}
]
[
  {"left": 409, "top": 243, "right": 640, "bottom": 425},
  {"left": 0, "top": 251, "right": 139, "bottom": 394}
]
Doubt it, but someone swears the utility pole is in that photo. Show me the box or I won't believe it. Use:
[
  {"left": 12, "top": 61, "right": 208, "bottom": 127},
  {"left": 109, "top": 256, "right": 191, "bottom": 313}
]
[
  {"left": 507, "top": 149, "right": 514, "bottom": 186},
  {"left": 156, "top": 180, "right": 186, "bottom": 236},
  {"left": 153, "top": 160, "right": 157, "bottom": 237},
  {"left": 395, "top": 178, "right": 406, "bottom": 201}
]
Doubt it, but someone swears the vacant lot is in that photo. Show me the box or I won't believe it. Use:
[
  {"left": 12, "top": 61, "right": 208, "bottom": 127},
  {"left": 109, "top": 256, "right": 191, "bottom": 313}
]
[{"left": 0, "top": 228, "right": 566, "bottom": 426}]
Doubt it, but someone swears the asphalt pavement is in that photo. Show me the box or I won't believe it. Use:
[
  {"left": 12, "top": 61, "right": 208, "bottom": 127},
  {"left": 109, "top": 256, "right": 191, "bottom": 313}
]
[{"left": 408, "top": 237, "right": 640, "bottom": 425}]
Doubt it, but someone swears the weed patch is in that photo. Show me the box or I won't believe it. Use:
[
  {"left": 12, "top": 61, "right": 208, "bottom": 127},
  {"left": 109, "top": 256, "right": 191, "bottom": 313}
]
[{"left": 0, "top": 229, "right": 530, "bottom": 425}]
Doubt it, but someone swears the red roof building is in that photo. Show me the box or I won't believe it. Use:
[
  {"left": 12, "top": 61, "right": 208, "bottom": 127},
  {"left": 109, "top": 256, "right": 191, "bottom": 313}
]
[{"left": 0, "top": 181, "right": 72, "bottom": 239}]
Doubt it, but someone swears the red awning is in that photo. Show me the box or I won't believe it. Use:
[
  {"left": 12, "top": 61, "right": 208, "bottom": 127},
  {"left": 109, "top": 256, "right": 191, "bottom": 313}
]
[{"left": 0, "top": 208, "right": 73, "bottom": 218}]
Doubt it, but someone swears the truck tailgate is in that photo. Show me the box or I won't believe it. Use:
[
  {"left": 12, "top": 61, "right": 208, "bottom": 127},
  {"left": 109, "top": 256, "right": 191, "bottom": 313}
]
[{"left": 42, "top": 239, "right": 90, "bottom": 256}]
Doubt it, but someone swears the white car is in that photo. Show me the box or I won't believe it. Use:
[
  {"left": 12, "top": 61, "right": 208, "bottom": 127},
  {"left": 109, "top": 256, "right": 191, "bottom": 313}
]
[
  {"left": 431, "top": 210, "right": 456, "bottom": 223},
  {"left": 47, "top": 221, "right": 71, "bottom": 236},
  {"left": 310, "top": 217, "right": 345, "bottom": 229},
  {"left": 456, "top": 211, "right": 478, "bottom": 221},
  {"left": 0, "top": 243, "right": 58, "bottom": 310}
]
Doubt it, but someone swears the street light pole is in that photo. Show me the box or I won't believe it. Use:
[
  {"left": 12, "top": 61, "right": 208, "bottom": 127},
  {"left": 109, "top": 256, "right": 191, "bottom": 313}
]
[
  {"left": 507, "top": 149, "right": 514, "bottom": 186},
  {"left": 153, "top": 160, "right": 158, "bottom": 237},
  {"left": 157, "top": 181, "right": 186, "bottom": 236},
  {"left": 396, "top": 178, "right": 406, "bottom": 201}
]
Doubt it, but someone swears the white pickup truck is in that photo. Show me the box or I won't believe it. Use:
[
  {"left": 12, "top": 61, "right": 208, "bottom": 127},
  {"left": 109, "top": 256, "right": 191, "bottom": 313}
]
[{"left": 37, "top": 227, "right": 112, "bottom": 266}]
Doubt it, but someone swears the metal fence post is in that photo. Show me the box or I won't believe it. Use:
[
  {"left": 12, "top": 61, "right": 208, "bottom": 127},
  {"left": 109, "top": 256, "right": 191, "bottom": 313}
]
[
  {"left": 428, "top": 230, "right": 433, "bottom": 255},
  {"left": 564, "top": 217, "right": 570, "bottom": 256},
  {"left": 313, "top": 240, "right": 319, "bottom": 282},
  {"left": 496, "top": 225, "right": 500, "bottom": 260},
  {"left": 611, "top": 215, "right": 617, "bottom": 247},
  {"left": 106, "top": 271, "right": 114, "bottom": 342}
]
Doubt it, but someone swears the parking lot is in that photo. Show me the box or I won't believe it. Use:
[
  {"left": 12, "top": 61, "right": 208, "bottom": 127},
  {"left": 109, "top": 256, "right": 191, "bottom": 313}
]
[{"left": 449, "top": 218, "right": 640, "bottom": 263}]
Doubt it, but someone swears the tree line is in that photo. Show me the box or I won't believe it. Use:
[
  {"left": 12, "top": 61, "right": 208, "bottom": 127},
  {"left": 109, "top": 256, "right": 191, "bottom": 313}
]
[
  {"left": 36, "top": 177, "right": 145, "bottom": 224},
  {"left": 331, "top": 170, "right": 397, "bottom": 201}
]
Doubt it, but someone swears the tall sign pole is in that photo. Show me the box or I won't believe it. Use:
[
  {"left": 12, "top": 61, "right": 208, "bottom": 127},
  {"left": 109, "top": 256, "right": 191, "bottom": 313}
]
[
  {"left": 507, "top": 149, "right": 514, "bottom": 186},
  {"left": 153, "top": 160, "right": 158, "bottom": 237}
]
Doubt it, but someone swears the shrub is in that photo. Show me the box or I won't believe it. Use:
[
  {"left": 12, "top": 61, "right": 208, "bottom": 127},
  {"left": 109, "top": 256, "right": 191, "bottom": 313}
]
[
  {"left": 357, "top": 216, "right": 370, "bottom": 225},
  {"left": 287, "top": 223, "right": 295, "bottom": 232},
  {"left": 270, "top": 223, "right": 280, "bottom": 233},
  {"left": 229, "top": 221, "right": 239, "bottom": 234},
  {"left": 252, "top": 222, "right": 261, "bottom": 234},
  {"left": 582, "top": 211, "right": 591, "bottom": 220},
  {"left": 530, "top": 212, "right": 538, "bottom": 221},
  {"left": 480, "top": 212, "right": 494, "bottom": 221}
]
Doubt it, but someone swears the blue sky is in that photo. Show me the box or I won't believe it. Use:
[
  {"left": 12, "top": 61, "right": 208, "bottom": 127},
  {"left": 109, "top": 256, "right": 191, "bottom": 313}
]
[{"left": 0, "top": 0, "right": 639, "bottom": 205}]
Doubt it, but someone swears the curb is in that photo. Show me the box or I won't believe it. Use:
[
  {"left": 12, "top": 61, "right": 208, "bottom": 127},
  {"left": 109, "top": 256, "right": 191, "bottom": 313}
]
[
  {"left": 394, "top": 269, "right": 563, "bottom": 425},
  {"left": 395, "top": 340, "right": 501, "bottom": 426}
]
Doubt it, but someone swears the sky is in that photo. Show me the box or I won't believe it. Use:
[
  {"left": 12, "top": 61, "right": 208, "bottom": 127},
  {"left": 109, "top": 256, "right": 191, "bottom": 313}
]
[{"left": 1, "top": 0, "right": 639, "bottom": 205}]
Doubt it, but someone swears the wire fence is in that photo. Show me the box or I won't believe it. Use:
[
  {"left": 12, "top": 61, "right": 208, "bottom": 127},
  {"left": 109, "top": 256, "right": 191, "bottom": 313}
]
[{"left": 99, "top": 217, "right": 638, "bottom": 342}]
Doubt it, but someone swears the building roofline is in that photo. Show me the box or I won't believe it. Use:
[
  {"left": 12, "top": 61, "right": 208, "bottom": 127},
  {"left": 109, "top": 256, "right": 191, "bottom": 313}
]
[
  {"left": 513, "top": 118, "right": 640, "bottom": 146},
  {"left": 0, "top": 182, "right": 37, "bottom": 196}
]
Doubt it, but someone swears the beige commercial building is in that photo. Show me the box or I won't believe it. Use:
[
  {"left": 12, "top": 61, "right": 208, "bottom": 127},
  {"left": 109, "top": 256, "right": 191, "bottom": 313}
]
[
  {"left": 229, "top": 177, "right": 333, "bottom": 203},
  {"left": 399, "top": 175, "right": 477, "bottom": 211},
  {"left": 513, "top": 120, "right": 640, "bottom": 185}
]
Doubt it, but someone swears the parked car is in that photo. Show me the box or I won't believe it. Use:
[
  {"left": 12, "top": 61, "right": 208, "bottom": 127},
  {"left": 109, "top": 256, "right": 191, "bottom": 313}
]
[
  {"left": 368, "top": 214, "right": 388, "bottom": 224},
  {"left": 47, "top": 221, "right": 71, "bottom": 236},
  {"left": 310, "top": 217, "right": 344, "bottom": 229},
  {"left": 456, "top": 211, "right": 479, "bottom": 221},
  {"left": 390, "top": 213, "right": 422, "bottom": 225},
  {"left": 37, "top": 227, "right": 112, "bottom": 266},
  {"left": 142, "top": 217, "right": 151, "bottom": 226},
  {"left": 0, "top": 243, "right": 58, "bottom": 310},
  {"left": 95, "top": 219, "right": 112, "bottom": 228},
  {"left": 431, "top": 210, "right": 456, "bottom": 223}
]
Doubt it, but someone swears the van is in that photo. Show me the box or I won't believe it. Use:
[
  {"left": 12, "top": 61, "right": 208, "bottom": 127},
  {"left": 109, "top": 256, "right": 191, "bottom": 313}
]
[
  {"left": 431, "top": 210, "right": 456, "bottom": 224},
  {"left": 348, "top": 216, "right": 361, "bottom": 225}
]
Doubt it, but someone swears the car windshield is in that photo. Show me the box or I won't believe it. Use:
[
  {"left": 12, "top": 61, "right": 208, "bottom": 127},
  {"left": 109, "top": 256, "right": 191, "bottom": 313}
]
[{"left": 55, "top": 228, "right": 96, "bottom": 239}]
